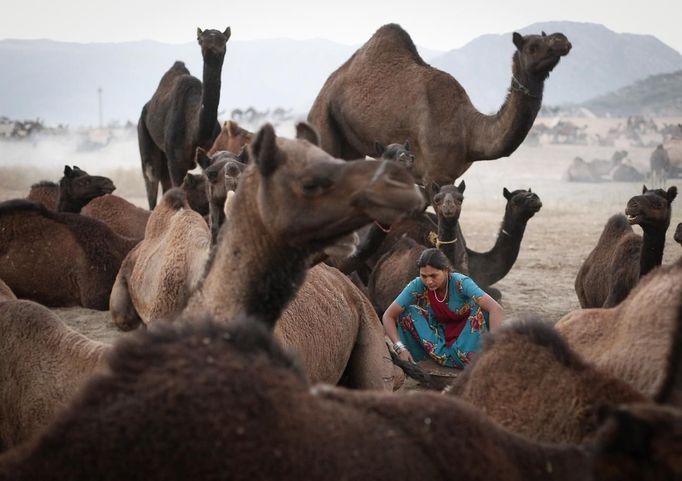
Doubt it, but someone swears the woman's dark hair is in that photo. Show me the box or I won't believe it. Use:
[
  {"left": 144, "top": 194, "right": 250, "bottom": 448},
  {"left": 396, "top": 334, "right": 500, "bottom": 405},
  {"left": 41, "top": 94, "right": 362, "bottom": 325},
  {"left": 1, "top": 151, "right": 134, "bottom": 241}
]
[{"left": 416, "top": 248, "right": 452, "bottom": 271}]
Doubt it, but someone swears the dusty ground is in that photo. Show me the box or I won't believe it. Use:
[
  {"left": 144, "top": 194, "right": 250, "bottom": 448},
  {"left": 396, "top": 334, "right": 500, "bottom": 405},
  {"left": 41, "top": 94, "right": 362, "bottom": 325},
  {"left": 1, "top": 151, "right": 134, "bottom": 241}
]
[{"left": 1, "top": 117, "right": 681, "bottom": 346}]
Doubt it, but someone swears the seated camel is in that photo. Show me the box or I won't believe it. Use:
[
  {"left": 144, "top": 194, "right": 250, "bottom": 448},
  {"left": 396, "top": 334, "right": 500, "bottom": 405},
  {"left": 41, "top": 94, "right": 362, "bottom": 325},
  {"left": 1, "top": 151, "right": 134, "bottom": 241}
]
[
  {"left": 110, "top": 188, "right": 211, "bottom": 329},
  {"left": 183, "top": 122, "right": 425, "bottom": 390},
  {"left": 26, "top": 165, "right": 115, "bottom": 212},
  {"left": 575, "top": 185, "right": 677, "bottom": 308},
  {"left": 207, "top": 119, "right": 253, "bottom": 155},
  {"left": 0, "top": 200, "right": 138, "bottom": 310},
  {"left": 196, "top": 146, "right": 249, "bottom": 243},
  {"left": 559, "top": 257, "right": 682, "bottom": 405},
  {"left": 0, "top": 292, "right": 108, "bottom": 450},
  {"left": 563, "top": 156, "right": 602, "bottom": 182},
  {"left": 447, "top": 319, "right": 647, "bottom": 444},
  {"left": 81, "top": 194, "right": 151, "bottom": 241},
  {"left": 1, "top": 312, "right": 680, "bottom": 480}
]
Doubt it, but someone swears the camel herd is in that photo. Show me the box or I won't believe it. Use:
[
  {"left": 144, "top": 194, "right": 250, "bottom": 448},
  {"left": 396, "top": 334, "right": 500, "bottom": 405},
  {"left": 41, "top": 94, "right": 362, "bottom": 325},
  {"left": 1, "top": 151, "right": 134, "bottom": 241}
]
[{"left": 1, "top": 22, "right": 682, "bottom": 480}]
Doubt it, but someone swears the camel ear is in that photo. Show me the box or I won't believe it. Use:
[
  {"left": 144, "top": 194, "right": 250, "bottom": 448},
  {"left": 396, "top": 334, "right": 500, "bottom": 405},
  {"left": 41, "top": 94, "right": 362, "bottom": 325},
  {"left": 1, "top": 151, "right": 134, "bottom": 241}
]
[
  {"left": 196, "top": 147, "right": 212, "bottom": 170},
  {"left": 595, "top": 404, "right": 652, "bottom": 457},
  {"left": 295, "top": 122, "right": 320, "bottom": 146},
  {"left": 513, "top": 32, "right": 525, "bottom": 50},
  {"left": 63, "top": 165, "right": 74, "bottom": 178},
  {"left": 667, "top": 186, "right": 678, "bottom": 203},
  {"left": 404, "top": 140, "right": 411, "bottom": 152},
  {"left": 456, "top": 180, "right": 466, "bottom": 193},
  {"left": 642, "top": 184, "right": 648, "bottom": 194},
  {"left": 541, "top": 31, "right": 547, "bottom": 37},
  {"left": 375, "top": 142, "right": 386, "bottom": 157},
  {"left": 227, "top": 120, "right": 239, "bottom": 137},
  {"left": 251, "top": 123, "right": 284, "bottom": 178},
  {"left": 528, "top": 187, "right": 532, "bottom": 193},
  {"left": 197, "top": 28, "right": 203, "bottom": 40},
  {"left": 503, "top": 187, "right": 511, "bottom": 200},
  {"left": 223, "top": 27, "right": 231, "bottom": 41},
  {"left": 430, "top": 181, "right": 441, "bottom": 197},
  {"left": 236, "top": 145, "right": 250, "bottom": 164}
]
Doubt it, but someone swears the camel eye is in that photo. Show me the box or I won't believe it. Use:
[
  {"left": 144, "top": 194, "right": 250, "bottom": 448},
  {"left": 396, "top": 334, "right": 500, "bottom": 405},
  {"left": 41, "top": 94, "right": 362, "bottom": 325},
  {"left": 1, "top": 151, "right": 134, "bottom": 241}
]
[
  {"left": 529, "top": 44, "right": 538, "bottom": 54},
  {"left": 301, "top": 176, "right": 333, "bottom": 196},
  {"left": 432, "top": 194, "right": 443, "bottom": 204}
]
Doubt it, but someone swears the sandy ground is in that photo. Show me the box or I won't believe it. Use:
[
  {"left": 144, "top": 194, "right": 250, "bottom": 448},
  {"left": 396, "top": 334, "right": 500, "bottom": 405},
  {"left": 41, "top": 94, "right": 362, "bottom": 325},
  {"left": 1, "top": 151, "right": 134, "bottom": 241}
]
[{"left": 1, "top": 118, "right": 681, "bottom": 346}]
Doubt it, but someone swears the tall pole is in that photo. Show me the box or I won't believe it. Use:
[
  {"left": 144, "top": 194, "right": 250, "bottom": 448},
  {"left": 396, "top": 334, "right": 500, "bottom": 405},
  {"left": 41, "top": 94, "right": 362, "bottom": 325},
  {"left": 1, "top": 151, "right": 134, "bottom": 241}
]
[{"left": 98, "top": 87, "right": 103, "bottom": 128}]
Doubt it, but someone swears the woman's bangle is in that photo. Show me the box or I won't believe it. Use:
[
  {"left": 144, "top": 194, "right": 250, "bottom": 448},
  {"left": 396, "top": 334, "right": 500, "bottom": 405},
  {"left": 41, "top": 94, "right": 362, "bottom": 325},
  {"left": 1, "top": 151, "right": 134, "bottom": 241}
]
[{"left": 393, "top": 341, "right": 406, "bottom": 354}]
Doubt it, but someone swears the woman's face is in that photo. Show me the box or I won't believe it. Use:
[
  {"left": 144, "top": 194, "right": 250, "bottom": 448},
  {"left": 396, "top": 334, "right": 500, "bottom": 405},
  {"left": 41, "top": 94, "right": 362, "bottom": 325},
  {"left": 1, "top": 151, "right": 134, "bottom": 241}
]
[{"left": 419, "top": 265, "right": 448, "bottom": 291}]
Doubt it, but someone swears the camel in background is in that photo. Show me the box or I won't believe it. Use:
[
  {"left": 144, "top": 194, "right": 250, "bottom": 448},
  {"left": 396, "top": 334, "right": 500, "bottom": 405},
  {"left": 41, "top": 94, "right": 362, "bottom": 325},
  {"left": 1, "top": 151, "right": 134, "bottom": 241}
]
[{"left": 308, "top": 24, "right": 570, "bottom": 190}]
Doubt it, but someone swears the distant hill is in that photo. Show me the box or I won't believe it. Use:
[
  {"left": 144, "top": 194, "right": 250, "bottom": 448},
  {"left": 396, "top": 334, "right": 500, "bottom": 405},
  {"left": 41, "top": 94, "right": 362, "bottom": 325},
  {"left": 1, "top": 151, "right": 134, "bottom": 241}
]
[
  {"left": 1, "top": 21, "right": 681, "bottom": 126},
  {"left": 431, "top": 21, "right": 682, "bottom": 113},
  {"left": 577, "top": 70, "right": 682, "bottom": 116}
]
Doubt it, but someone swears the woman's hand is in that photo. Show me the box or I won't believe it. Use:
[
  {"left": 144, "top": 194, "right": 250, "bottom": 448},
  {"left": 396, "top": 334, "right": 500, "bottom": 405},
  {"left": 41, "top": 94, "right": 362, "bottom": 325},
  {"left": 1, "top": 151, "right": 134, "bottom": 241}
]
[{"left": 399, "top": 349, "right": 415, "bottom": 364}]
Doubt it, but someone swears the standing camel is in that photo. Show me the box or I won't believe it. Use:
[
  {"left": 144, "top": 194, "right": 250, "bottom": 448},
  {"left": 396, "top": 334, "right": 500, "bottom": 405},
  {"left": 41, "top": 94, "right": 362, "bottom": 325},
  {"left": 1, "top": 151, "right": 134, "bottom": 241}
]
[
  {"left": 138, "top": 27, "right": 231, "bottom": 209},
  {"left": 308, "top": 24, "right": 571, "bottom": 189}
]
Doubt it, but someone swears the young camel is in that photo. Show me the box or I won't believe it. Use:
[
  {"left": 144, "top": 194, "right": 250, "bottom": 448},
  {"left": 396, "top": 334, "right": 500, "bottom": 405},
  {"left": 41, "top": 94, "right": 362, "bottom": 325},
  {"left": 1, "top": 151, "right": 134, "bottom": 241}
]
[
  {"left": 447, "top": 319, "right": 648, "bottom": 444},
  {"left": 0, "top": 296, "right": 108, "bottom": 451},
  {"left": 558, "top": 257, "right": 682, "bottom": 405},
  {"left": 26, "top": 165, "right": 115, "bottom": 212},
  {"left": 207, "top": 119, "right": 253, "bottom": 155},
  {"left": 0, "top": 200, "right": 138, "bottom": 310},
  {"left": 0, "top": 313, "right": 680, "bottom": 480},
  {"left": 110, "top": 188, "right": 211, "bottom": 329},
  {"left": 575, "top": 185, "right": 677, "bottom": 308},
  {"left": 184, "top": 122, "right": 425, "bottom": 389}
]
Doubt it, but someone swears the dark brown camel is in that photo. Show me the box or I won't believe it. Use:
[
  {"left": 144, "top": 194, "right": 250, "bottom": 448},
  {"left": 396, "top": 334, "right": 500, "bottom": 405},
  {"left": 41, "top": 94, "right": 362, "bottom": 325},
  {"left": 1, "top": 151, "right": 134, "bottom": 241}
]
[
  {"left": 26, "top": 165, "right": 115, "bottom": 212},
  {"left": 308, "top": 24, "right": 571, "bottom": 188},
  {"left": 575, "top": 185, "right": 677, "bottom": 308},
  {"left": 81, "top": 194, "right": 150, "bottom": 241},
  {"left": 1, "top": 313, "right": 680, "bottom": 480},
  {"left": 675, "top": 222, "right": 682, "bottom": 245},
  {"left": 0, "top": 200, "right": 138, "bottom": 310},
  {"left": 374, "top": 140, "right": 414, "bottom": 172},
  {"left": 196, "top": 146, "right": 249, "bottom": 243},
  {"left": 207, "top": 119, "right": 253, "bottom": 155},
  {"left": 559, "top": 258, "right": 682, "bottom": 405},
  {"left": 184, "top": 122, "right": 425, "bottom": 389},
  {"left": 180, "top": 172, "right": 210, "bottom": 216},
  {"left": 138, "top": 27, "right": 231, "bottom": 209},
  {"left": 447, "top": 319, "right": 648, "bottom": 444}
]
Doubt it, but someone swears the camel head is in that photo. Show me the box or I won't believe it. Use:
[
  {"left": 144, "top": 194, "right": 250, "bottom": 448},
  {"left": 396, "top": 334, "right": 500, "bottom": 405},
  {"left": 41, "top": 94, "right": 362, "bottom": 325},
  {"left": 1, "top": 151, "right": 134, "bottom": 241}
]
[
  {"left": 181, "top": 172, "right": 209, "bottom": 216},
  {"left": 208, "top": 120, "right": 253, "bottom": 156},
  {"left": 59, "top": 165, "right": 115, "bottom": 212},
  {"left": 245, "top": 122, "right": 424, "bottom": 250},
  {"left": 224, "top": 148, "right": 249, "bottom": 193},
  {"left": 512, "top": 31, "right": 571, "bottom": 80},
  {"left": 375, "top": 140, "right": 415, "bottom": 172},
  {"left": 625, "top": 185, "right": 677, "bottom": 229},
  {"left": 430, "top": 181, "right": 465, "bottom": 220},
  {"left": 503, "top": 187, "right": 543, "bottom": 222},
  {"left": 196, "top": 27, "right": 231, "bottom": 62},
  {"left": 196, "top": 147, "right": 249, "bottom": 204}
]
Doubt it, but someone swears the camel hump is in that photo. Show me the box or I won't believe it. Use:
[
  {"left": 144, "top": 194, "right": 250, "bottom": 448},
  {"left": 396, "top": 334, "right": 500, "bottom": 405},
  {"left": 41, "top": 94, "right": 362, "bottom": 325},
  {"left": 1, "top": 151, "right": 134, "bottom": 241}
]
[
  {"left": 0, "top": 198, "right": 52, "bottom": 218},
  {"left": 600, "top": 214, "right": 633, "bottom": 239},
  {"left": 492, "top": 319, "right": 585, "bottom": 370},
  {"left": 161, "top": 188, "right": 189, "bottom": 211},
  {"left": 368, "top": 23, "right": 427, "bottom": 66}
]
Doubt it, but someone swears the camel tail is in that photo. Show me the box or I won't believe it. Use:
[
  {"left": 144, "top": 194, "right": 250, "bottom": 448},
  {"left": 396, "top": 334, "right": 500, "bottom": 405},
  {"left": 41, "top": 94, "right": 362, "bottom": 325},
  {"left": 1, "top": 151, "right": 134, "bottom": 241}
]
[{"left": 388, "top": 350, "right": 449, "bottom": 391}]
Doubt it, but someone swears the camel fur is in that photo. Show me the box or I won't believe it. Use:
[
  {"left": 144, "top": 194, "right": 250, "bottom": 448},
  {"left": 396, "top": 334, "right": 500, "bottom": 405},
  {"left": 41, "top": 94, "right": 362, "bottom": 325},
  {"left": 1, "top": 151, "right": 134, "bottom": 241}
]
[
  {"left": 558, "top": 257, "right": 682, "bottom": 404},
  {"left": 575, "top": 185, "right": 677, "bottom": 308},
  {"left": 110, "top": 188, "right": 211, "bottom": 329},
  {"left": 0, "top": 279, "right": 16, "bottom": 302},
  {"left": 138, "top": 28, "right": 231, "bottom": 209},
  {"left": 81, "top": 194, "right": 151, "bottom": 241},
  {"left": 447, "top": 319, "right": 647, "bottom": 444},
  {"left": 675, "top": 222, "right": 682, "bottom": 245},
  {"left": 26, "top": 165, "right": 115, "bottom": 212},
  {"left": 184, "top": 122, "right": 424, "bottom": 389},
  {"left": 0, "top": 314, "right": 680, "bottom": 480},
  {"left": 308, "top": 24, "right": 571, "bottom": 188},
  {"left": 207, "top": 119, "right": 253, "bottom": 155},
  {"left": 0, "top": 298, "right": 108, "bottom": 450},
  {"left": 0, "top": 200, "right": 138, "bottom": 309}
]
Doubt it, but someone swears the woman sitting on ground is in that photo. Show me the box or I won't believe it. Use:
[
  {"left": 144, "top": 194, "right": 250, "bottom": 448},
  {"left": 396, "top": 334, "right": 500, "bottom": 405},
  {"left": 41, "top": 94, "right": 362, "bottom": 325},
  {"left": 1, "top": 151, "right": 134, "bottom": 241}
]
[{"left": 382, "top": 248, "right": 503, "bottom": 367}]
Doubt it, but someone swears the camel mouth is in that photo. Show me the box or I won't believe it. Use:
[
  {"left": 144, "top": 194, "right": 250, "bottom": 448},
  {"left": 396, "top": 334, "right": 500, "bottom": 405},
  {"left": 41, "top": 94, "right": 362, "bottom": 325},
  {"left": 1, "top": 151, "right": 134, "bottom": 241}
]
[{"left": 626, "top": 214, "right": 641, "bottom": 225}]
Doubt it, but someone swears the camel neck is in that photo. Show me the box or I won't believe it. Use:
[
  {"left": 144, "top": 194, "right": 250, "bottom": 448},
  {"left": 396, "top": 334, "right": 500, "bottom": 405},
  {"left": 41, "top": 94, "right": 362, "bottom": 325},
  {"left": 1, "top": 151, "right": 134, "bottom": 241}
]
[
  {"left": 187, "top": 170, "right": 309, "bottom": 327},
  {"left": 437, "top": 215, "right": 461, "bottom": 270},
  {"left": 467, "top": 54, "right": 543, "bottom": 161},
  {"left": 640, "top": 225, "right": 668, "bottom": 277},
  {"left": 198, "top": 55, "right": 224, "bottom": 144},
  {"left": 338, "top": 222, "right": 389, "bottom": 275}
]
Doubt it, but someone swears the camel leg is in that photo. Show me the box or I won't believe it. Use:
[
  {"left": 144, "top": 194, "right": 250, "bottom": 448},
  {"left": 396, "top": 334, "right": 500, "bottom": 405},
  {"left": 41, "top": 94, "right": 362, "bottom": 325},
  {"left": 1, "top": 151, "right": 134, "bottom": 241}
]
[
  {"left": 109, "top": 247, "right": 143, "bottom": 331},
  {"left": 167, "top": 150, "right": 189, "bottom": 187},
  {"left": 138, "top": 106, "right": 164, "bottom": 210}
]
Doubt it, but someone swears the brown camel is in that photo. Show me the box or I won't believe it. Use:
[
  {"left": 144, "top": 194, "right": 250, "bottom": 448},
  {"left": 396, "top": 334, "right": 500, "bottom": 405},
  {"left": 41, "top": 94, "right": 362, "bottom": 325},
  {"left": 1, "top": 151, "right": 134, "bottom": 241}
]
[
  {"left": 26, "top": 165, "right": 115, "bottom": 212},
  {"left": 110, "top": 188, "right": 211, "bottom": 330},
  {"left": 138, "top": 27, "right": 231, "bottom": 209},
  {"left": 207, "top": 119, "right": 253, "bottom": 155},
  {"left": 196, "top": 146, "right": 249, "bottom": 243},
  {"left": 674, "top": 221, "right": 682, "bottom": 245},
  {"left": 575, "top": 185, "right": 677, "bottom": 308},
  {"left": 81, "top": 194, "right": 150, "bottom": 241},
  {"left": 184, "top": 122, "right": 424, "bottom": 389},
  {"left": 447, "top": 319, "right": 647, "bottom": 444},
  {"left": 0, "top": 297, "right": 108, "bottom": 450},
  {"left": 0, "top": 314, "right": 680, "bottom": 480},
  {"left": 559, "top": 258, "right": 682, "bottom": 405},
  {"left": 308, "top": 24, "right": 571, "bottom": 188},
  {"left": 0, "top": 200, "right": 138, "bottom": 310}
]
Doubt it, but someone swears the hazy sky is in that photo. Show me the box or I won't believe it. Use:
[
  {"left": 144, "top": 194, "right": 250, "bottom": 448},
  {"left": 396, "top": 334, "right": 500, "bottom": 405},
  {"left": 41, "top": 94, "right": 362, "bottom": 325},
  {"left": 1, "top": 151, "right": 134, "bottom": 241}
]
[{"left": 2, "top": 0, "right": 681, "bottom": 53}]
